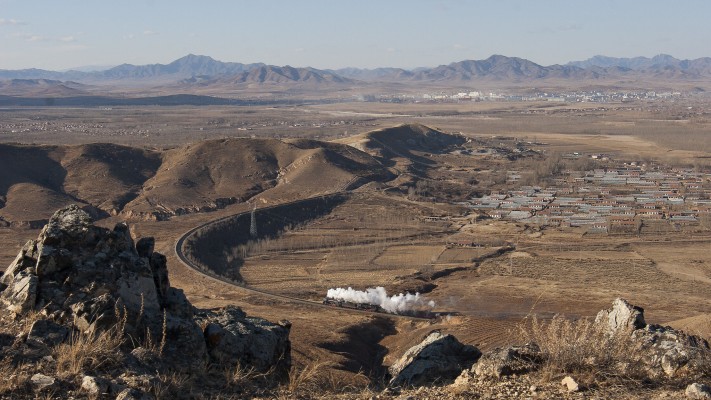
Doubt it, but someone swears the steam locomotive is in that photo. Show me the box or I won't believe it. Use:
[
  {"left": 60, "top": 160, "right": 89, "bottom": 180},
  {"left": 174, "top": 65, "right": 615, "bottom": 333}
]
[
  {"left": 321, "top": 297, "right": 449, "bottom": 319},
  {"left": 322, "top": 297, "right": 384, "bottom": 312}
]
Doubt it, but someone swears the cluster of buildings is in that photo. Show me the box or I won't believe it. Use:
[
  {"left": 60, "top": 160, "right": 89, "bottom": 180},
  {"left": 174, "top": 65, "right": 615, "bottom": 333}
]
[
  {"left": 467, "top": 164, "right": 711, "bottom": 234},
  {"left": 372, "top": 90, "right": 686, "bottom": 104}
]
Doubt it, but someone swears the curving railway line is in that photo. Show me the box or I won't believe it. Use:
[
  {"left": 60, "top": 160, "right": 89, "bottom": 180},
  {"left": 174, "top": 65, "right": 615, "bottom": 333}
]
[{"left": 173, "top": 193, "right": 434, "bottom": 321}]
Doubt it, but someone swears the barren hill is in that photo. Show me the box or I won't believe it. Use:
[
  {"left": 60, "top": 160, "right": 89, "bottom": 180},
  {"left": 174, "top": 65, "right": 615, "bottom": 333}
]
[
  {"left": 0, "top": 143, "right": 160, "bottom": 224},
  {"left": 124, "top": 137, "right": 389, "bottom": 217},
  {"left": 0, "top": 137, "right": 391, "bottom": 223},
  {"left": 339, "top": 123, "right": 466, "bottom": 162}
]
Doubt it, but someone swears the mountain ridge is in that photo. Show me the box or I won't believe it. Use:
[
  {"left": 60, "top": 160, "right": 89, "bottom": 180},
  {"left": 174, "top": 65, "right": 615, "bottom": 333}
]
[{"left": 3, "top": 54, "right": 711, "bottom": 88}]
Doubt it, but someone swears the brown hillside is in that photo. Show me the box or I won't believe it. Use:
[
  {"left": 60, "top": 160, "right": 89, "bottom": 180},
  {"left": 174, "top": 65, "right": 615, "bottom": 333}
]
[
  {"left": 0, "top": 144, "right": 70, "bottom": 223},
  {"left": 0, "top": 138, "right": 390, "bottom": 223},
  {"left": 0, "top": 143, "right": 156, "bottom": 223},
  {"left": 0, "top": 183, "right": 84, "bottom": 225},
  {"left": 124, "top": 137, "right": 391, "bottom": 216},
  {"left": 61, "top": 143, "right": 161, "bottom": 214},
  {"left": 340, "top": 123, "right": 465, "bottom": 159}
]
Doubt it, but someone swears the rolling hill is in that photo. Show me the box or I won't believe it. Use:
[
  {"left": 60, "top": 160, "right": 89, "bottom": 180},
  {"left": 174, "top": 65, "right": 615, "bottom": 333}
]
[
  {"left": 338, "top": 123, "right": 466, "bottom": 161},
  {"left": 0, "top": 136, "right": 393, "bottom": 223},
  {"left": 0, "top": 143, "right": 160, "bottom": 224}
]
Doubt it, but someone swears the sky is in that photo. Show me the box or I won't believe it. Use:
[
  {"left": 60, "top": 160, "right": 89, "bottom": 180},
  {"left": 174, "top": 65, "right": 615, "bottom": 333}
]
[{"left": 0, "top": 0, "right": 709, "bottom": 71}]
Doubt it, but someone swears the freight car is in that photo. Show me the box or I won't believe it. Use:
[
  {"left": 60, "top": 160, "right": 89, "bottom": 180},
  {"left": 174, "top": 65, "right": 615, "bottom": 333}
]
[
  {"left": 322, "top": 297, "right": 385, "bottom": 313},
  {"left": 322, "top": 297, "right": 452, "bottom": 319}
]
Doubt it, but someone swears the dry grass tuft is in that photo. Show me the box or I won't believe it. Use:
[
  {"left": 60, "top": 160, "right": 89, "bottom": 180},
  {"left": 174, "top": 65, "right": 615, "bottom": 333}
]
[
  {"left": 278, "top": 361, "right": 371, "bottom": 398},
  {"left": 53, "top": 306, "right": 127, "bottom": 378},
  {"left": 0, "top": 359, "right": 30, "bottom": 395},
  {"left": 522, "top": 315, "right": 646, "bottom": 386}
]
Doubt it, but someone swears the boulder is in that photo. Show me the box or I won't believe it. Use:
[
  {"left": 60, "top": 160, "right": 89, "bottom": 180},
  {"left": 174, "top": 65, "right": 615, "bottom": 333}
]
[
  {"left": 633, "top": 324, "right": 710, "bottom": 378},
  {"left": 472, "top": 343, "right": 542, "bottom": 379},
  {"left": 595, "top": 299, "right": 710, "bottom": 380},
  {"left": 594, "top": 298, "right": 646, "bottom": 335},
  {"left": 388, "top": 330, "right": 481, "bottom": 387},
  {"left": 81, "top": 375, "right": 109, "bottom": 396},
  {"left": 0, "top": 272, "right": 37, "bottom": 314},
  {"left": 202, "top": 306, "right": 291, "bottom": 373},
  {"left": 30, "top": 373, "right": 56, "bottom": 391},
  {"left": 0, "top": 205, "right": 163, "bottom": 326},
  {"left": 686, "top": 383, "right": 711, "bottom": 399},
  {"left": 27, "top": 319, "right": 69, "bottom": 347},
  {"left": 561, "top": 376, "right": 580, "bottom": 392}
]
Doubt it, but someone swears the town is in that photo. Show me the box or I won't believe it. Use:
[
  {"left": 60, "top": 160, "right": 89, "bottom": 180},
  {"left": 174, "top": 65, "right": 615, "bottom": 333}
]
[
  {"left": 371, "top": 89, "right": 689, "bottom": 104},
  {"left": 468, "top": 156, "right": 711, "bottom": 234}
]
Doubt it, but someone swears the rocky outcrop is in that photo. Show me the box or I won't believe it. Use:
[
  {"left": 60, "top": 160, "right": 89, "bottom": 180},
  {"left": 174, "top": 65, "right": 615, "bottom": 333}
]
[
  {"left": 201, "top": 306, "right": 292, "bottom": 373},
  {"left": 472, "top": 343, "right": 543, "bottom": 379},
  {"left": 388, "top": 330, "right": 481, "bottom": 387},
  {"left": 595, "top": 298, "right": 710, "bottom": 380},
  {"left": 0, "top": 205, "right": 291, "bottom": 397},
  {"left": 594, "top": 297, "right": 646, "bottom": 334}
]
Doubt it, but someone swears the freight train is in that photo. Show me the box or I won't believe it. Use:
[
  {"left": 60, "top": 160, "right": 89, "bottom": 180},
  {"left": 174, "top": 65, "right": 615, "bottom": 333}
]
[
  {"left": 322, "top": 297, "right": 385, "bottom": 312},
  {"left": 321, "top": 297, "right": 455, "bottom": 319}
]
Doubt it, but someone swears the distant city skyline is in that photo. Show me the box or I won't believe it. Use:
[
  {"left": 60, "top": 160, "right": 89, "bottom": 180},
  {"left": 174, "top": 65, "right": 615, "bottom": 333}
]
[{"left": 0, "top": 0, "right": 709, "bottom": 71}]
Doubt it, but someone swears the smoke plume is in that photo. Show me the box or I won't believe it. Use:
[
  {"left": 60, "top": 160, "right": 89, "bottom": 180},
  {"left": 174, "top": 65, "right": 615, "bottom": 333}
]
[{"left": 326, "top": 286, "right": 435, "bottom": 314}]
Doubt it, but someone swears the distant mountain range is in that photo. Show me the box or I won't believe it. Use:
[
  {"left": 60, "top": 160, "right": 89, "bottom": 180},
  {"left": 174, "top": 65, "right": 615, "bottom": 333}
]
[
  {"left": 181, "top": 64, "right": 352, "bottom": 86},
  {"left": 2, "top": 54, "right": 711, "bottom": 91},
  {"left": 567, "top": 54, "right": 711, "bottom": 70},
  {"left": 0, "top": 55, "right": 264, "bottom": 84}
]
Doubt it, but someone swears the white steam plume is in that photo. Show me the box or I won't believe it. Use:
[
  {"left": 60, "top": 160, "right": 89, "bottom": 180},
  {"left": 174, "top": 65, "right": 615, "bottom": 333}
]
[{"left": 326, "top": 286, "right": 435, "bottom": 314}]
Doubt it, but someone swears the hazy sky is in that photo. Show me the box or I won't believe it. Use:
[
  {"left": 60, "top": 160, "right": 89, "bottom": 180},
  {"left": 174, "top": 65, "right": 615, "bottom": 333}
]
[{"left": 0, "top": 0, "right": 709, "bottom": 70}]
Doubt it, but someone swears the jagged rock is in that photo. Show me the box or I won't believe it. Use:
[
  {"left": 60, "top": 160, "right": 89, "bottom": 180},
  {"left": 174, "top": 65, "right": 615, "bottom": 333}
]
[
  {"left": 561, "top": 376, "right": 579, "bottom": 392},
  {"left": 474, "top": 342, "right": 543, "bottom": 378},
  {"left": 135, "top": 237, "right": 155, "bottom": 258},
  {"left": 27, "top": 319, "right": 69, "bottom": 347},
  {"left": 472, "top": 343, "right": 542, "bottom": 379},
  {"left": 0, "top": 272, "right": 37, "bottom": 314},
  {"left": 202, "top": 305, "right": 291, "bottom": 373},
  {"left": 633, "top": 324, "right": 710, "bottom": 378},
  {"left": 594, "top": 298, "right": 646, "bottom": 334},
  {"left": 686, "top": 383, "right": 711, "bottom": 399},
  {"left": 388, "top": 330, "right": 481, "bottom": 387},
  {"left": 164, "top": 287, "right": 195, "bottom": 319},
  {"left": 0, "top": 205, "right": 292, "bottom": 382},
  {"left": 0, "top": 240, "right": 38, "bottom": 288},
  {"left": 0, "top": 206, "right": 163, "bottom": 328},
  {"left": 161, "top": 315, "right": 209, "bottom": 371},
  {"left": 595, "top": 299, "right": 710, "bottom": 380},
  {"left": 82, "top": 375, "right": 109, "bottom": 396},
  {"left": 30, "top": 373, "right": 56, "bottom": 391}
]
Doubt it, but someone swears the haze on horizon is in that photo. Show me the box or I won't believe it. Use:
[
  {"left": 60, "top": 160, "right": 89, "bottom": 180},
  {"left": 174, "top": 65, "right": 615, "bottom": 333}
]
[{"left": 0, "top": 0, "right": 709, "bottom": 71}]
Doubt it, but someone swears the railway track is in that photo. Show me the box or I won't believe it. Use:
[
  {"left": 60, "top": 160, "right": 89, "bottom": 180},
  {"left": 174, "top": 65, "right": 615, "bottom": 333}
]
[{"left": 173, "top": 193, "right": 434, "bottom": 321}]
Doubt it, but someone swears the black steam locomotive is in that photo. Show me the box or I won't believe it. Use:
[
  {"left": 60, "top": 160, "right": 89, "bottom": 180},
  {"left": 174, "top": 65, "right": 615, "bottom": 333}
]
[
  {"left": 322, "top": 297, "right": 449, "bottom": 319},
  {"left": 322, "top": 297, "right": 385, "bottom": 312}
]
